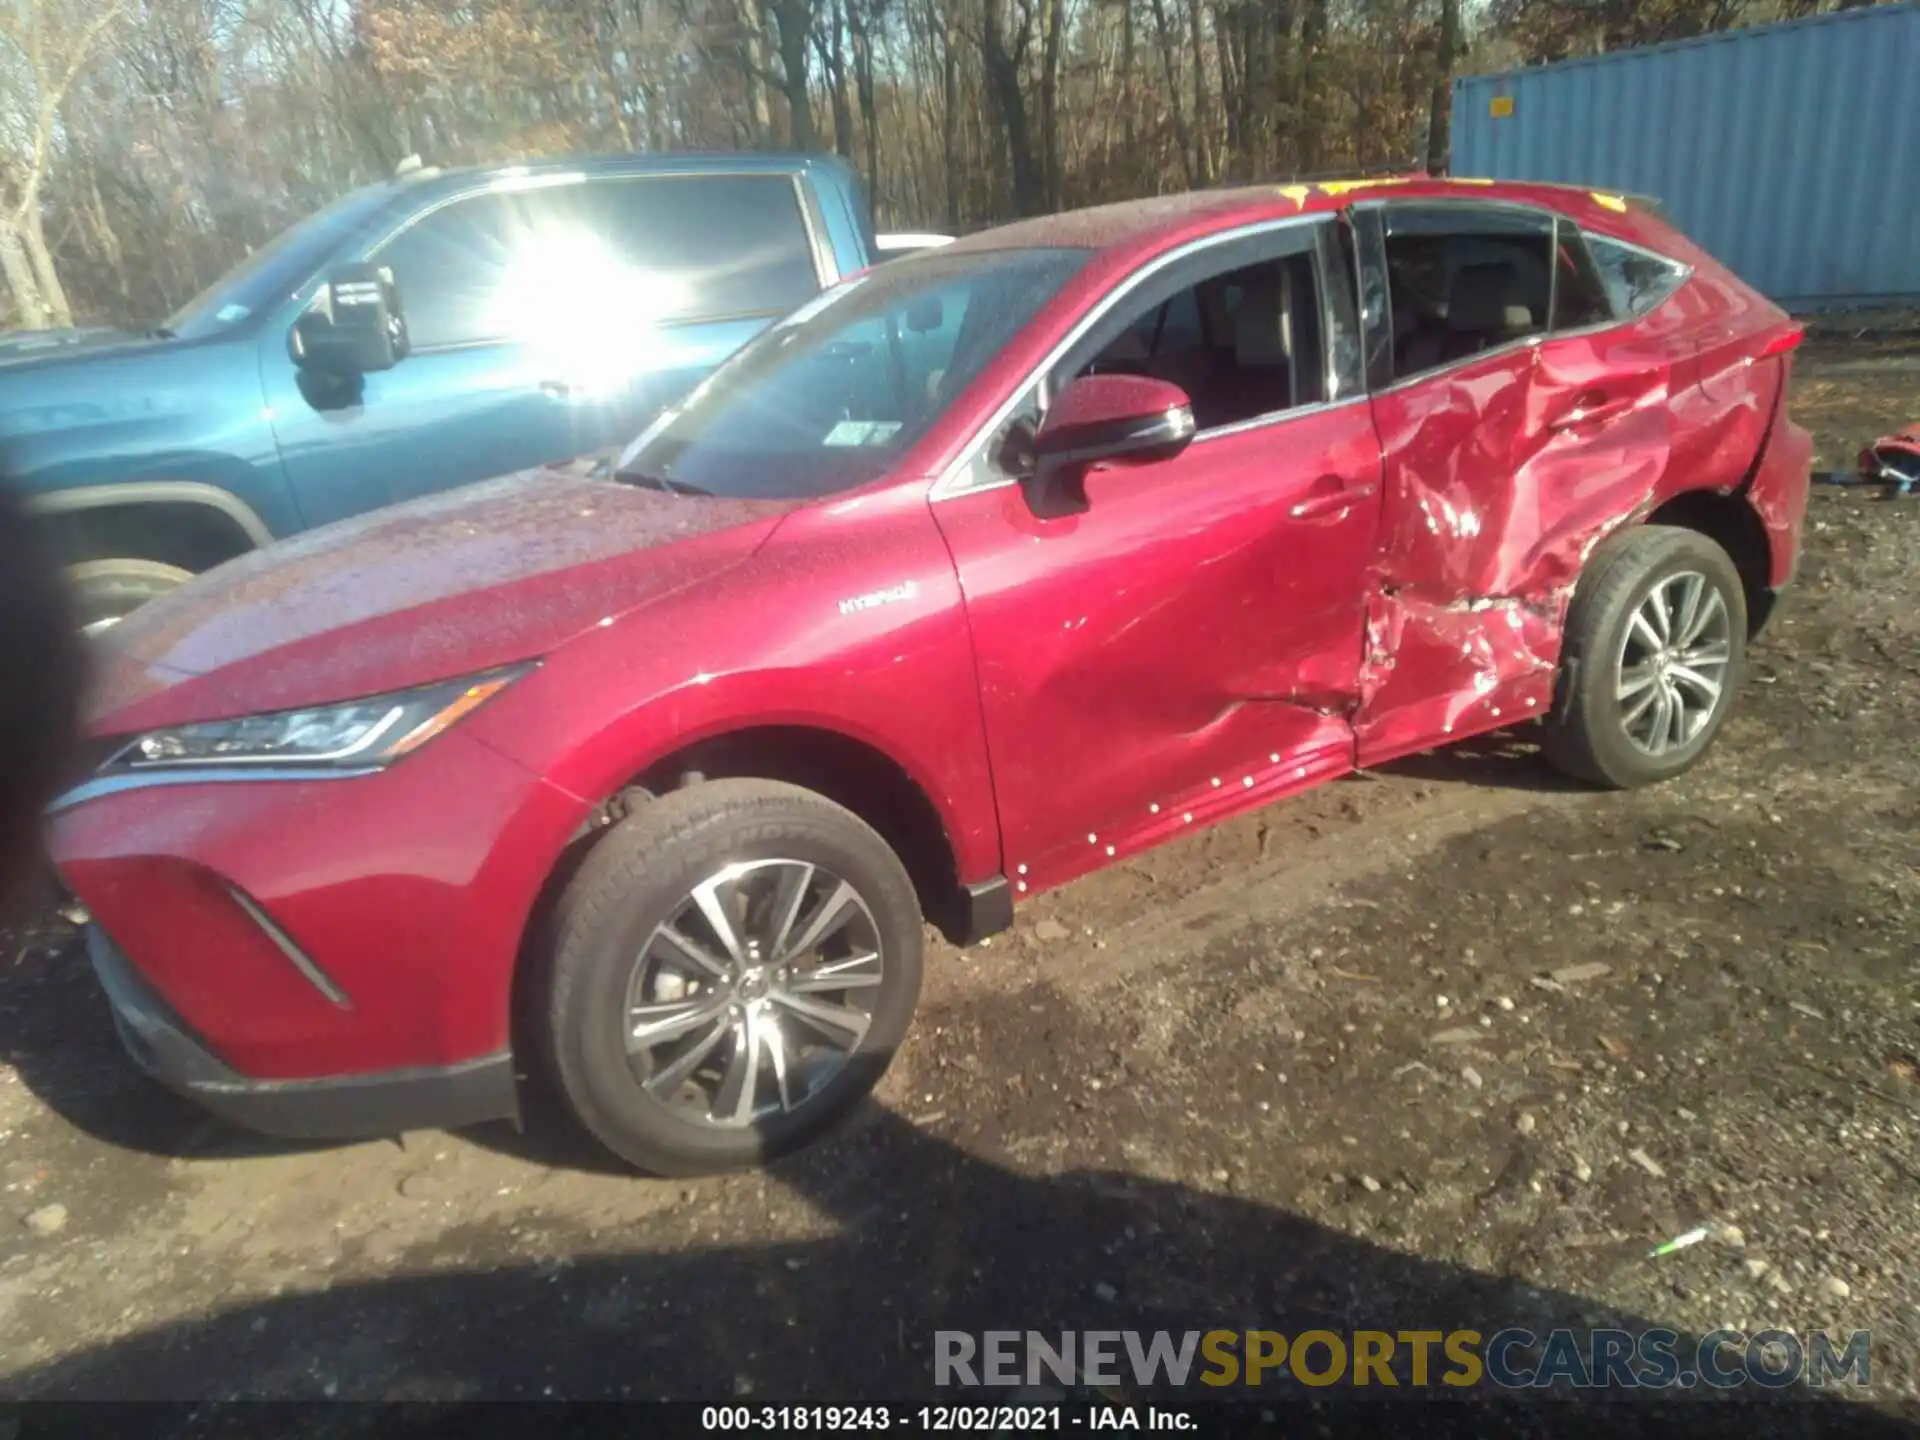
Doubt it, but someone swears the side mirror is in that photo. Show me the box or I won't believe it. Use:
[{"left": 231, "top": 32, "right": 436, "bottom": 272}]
[
  {"left": 289, "top": 263, "right": 409, "bottom": 378},
  {"left": 1020, "top": 374, "right": 1195, "bottom": 517}
]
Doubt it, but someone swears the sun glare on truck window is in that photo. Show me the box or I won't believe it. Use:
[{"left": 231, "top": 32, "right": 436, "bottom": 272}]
[{"left": 489, "top": 227, "right": 688, "bottom": 397}]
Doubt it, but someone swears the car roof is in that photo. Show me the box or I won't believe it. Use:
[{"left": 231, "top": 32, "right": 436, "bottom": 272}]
[
  {"left": 944, "top": 175, "right": 1668, "bottom": 266},
  {"left": 384, "top": 150, "right": 856, "bottom": 200}
]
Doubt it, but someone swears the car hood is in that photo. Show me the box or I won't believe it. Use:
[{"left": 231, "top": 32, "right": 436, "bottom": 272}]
[
  {"left": 0, "top": 325, "right": 162, "bottom": 373},
  {"left": 86, "top": 462, "right": 799, "bottom": 734}
]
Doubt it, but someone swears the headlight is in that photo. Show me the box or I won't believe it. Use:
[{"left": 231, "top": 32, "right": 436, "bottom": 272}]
[{"left": 105, "top": 665, "right": 529, "bottom": 772}]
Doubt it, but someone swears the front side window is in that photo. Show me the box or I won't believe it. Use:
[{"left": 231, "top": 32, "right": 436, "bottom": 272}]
[
  {"left": 615, "top": 247, "right": 1093, "bottom": 501},
  {"left": 1064, "top": 229, "right": 1327, "bottom": 433},
  {"left": 1379, "top": 204, "right": 1553, "bottom": 382},
  {"left": 373, "top": 190, "right": 523, "bottom": 350},
  {"left": 373, "top": 174, "right": 824, "bottom": 352},
  {"left": 1585, "top": 235, "right": 1689, "bottom": 318}
]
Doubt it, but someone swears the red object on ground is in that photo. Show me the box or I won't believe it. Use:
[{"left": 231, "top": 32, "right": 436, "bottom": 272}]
[{"left": 1860, "top": 425, "right": 1920, "bottom": 479}]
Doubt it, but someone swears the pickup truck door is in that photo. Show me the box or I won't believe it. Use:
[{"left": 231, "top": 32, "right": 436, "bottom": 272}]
[
  {"left": 934, "top": 218, "right": 1381, "bottom": 895},
  {"left": 263, "top": 172, "right": 831, "bottom": 527}
]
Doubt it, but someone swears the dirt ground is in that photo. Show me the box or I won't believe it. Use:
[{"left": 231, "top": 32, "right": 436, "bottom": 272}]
[{"left": 1, "top": 339, "right": 1915, "bottom": 1423}]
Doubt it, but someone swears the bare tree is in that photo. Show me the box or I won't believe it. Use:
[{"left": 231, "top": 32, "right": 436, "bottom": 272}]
[
  {"left": 0, "top": 0, "right": 132, "bottom": 327},
  {"left": 1426, "top": 0, "right": 1460, "bottom": 173},
  {"left": 0, "top": 0, "right": 1826, "bottom": 333}
]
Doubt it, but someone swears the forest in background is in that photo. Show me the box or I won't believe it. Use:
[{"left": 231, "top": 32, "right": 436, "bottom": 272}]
[{"left": 0, "top": 0, "right": 1891, "bottom": 328}]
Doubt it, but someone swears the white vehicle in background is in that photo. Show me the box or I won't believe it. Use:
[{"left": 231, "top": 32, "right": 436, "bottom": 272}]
[{"left": 874, "top": 232, "right": 956, "bottom": 259}]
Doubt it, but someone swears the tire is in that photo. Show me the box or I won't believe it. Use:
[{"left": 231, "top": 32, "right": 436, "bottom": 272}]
[
  {"left": 65, "top": 559, "right": 193, "bottom": 636},
  {"left": 539, "top": 779, "right": 925, "bottom": 1176},
  {"left": 1540, "top": 524, "right": 1747, "bottom": 789}
]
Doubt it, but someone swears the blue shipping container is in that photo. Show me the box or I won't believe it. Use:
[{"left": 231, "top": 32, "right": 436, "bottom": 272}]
[{"left": 1451, "top": 4, "right": 1919, "bottom": 311}]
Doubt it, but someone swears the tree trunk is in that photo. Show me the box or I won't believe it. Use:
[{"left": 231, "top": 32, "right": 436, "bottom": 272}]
[
  {"left": 1295, "top": 0, "right": 1326, "bottom": 172},
  {"left": 1040, "top": 0, "right": 1068, "bottom": 209},
  {"left": 1217, "top": 7, "right": 1241, "bottom": 165},
  {"left": 1121, "top": 0, "right": 1136, "bottom": 157},
  {"left": 20, "top": 214, "right": 76, "bottom": 328},
  {"left": 1244, "top": 1, "right": 1271, "bottom": 172},
  {"left": 1187, "top": 0, "right": 1211, "bottom": 183},
  {"left": 768, "top": 0, "right": 817, "bottom": 150},
  {"left": 942, "top": 4, "right": 961, "bottom": 229},
  {"left": 1268, "top": 0, "right": 1294, "bottom": 171},
  {"left": 850, "top": 2, "right": 881, "bottom": 229},
  {"left": 742, "top": 2, "right": 776, "bottom": 142},
  {"left": 0, "top": 221, "right": 53, "bottom": 330},
  {"left": 1148, "top": 0, "right": 1196, "bottom": 188},
  {"left": 981, "top": 0, "right": 1044, "bottom": 216},
  {"left": 1424, "top": 0, "right": 1459, "bottom": 174},
  {"left": 84, "top": 173, "right": 129, "bottom": 309},
  {"left": 817, "top": 2, "right": 855, "bottom": 160}
]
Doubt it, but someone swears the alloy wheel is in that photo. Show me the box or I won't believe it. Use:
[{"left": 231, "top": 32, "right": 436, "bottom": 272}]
[
  {"left": 1614, "top": 570, "right": 1734, "bottom": 757},
  {"left": 623, "top": 858, "right": 885, "bottom": 1129}
]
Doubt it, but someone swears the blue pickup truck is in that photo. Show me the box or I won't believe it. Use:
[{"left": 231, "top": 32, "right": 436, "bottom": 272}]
[{"left": 0, "top": 152, "right": 878, "bottom": 631}]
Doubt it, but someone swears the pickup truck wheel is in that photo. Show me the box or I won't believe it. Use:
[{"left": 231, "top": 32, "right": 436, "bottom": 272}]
[
  {"left": 1541, "top": 525, "right": 1747, "bottom": 789},
  {"left": 66, "top": 559, "right": 193, "bottom": 636},
  {"left": 541, "top": 779, "right": 924, "bottom": 1176}
]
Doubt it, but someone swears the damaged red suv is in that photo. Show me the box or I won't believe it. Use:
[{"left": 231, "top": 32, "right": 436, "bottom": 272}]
[{"left": 51, "top": 178, "right": 1810, "bottom": 1175}]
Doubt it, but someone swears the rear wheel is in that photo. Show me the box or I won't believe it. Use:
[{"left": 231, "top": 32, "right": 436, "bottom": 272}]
[
  {"left": 540, "top": 779, "right": 924, "bottom": 1176},
  {"left": 65, "top": 559, "right": 193, "bottom": 636},
  {"left": 1541, "top": 525, "right": 1747, "bottom": 789}
]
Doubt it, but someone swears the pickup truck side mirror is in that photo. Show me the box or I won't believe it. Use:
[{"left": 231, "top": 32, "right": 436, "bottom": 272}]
[
  {"left": 289, "top": 263, "right": 409, "bottom": 379},
  {"left": 1017, "top": 373, "right": 1196, "bottom": 518}
]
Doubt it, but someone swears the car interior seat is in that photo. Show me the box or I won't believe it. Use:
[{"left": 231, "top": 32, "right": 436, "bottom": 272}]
[
  {"left": 1442, "top": 261, "right": 1536, "bottom": 362},
  {"left": 1201, "top": 266, "right": 1293, "bottom": 428}
]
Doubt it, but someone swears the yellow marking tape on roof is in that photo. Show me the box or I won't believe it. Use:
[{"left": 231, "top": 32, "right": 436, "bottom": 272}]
[{"left": 1316, "top": 177, "right": 1412, "bottom": 197}]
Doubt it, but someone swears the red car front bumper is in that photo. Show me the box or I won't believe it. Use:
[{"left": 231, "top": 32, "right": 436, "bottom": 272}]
[{"left": 48, "top": 729, "right": 587, "bottom": 1138}]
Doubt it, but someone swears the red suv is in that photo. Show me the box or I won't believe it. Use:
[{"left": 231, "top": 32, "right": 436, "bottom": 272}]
[{"left": 50, "top": 179, "right": 1810, "bottom": 1176}]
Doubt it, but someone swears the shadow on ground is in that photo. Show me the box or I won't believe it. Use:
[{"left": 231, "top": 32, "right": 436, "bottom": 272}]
[
  {"left": 3, "top": 1104, "right": 1913, "bottom": 1437},
  {"left": 1373, "top": 729, "right": 1591, "bottom": 795},
  {"left": 0, "top": 918, "right": 334, "bottom": 1163},
  {"left": 3, "top": 899, "right": 1915, "bottom": 1431}
]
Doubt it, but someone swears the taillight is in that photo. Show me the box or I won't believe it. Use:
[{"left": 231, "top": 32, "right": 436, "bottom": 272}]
[{"left": 1757, "top": 324, "right": 1805, "bottom": 358}]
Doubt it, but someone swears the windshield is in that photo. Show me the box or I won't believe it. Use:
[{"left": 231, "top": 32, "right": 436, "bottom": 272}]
[
  {"left": 162, "top": 185, "right": 399, "bottom": 341},
  {"left": 616, "top": 246, "right": 1091, "bottom": 500}
]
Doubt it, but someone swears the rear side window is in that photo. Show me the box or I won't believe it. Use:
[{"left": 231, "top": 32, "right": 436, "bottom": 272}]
[
  {"left": 1584, "top": 235, "right": 1688, "bottom": 318},
  {"left": 1378, "top": 204, "right": 1553, "bottom": 383},
  {"left": 595, "top": 174, "right": 822, "bottom": 320},
  {"left": 1550, "top": 221, "right": 1615, "bottom": 330},
  {"left": 374, "top": 174, "right": 822, "bottom": 351}
]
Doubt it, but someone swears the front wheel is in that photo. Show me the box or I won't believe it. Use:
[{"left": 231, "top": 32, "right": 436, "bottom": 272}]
[
  {"left": 1541, "top": 525, "right": 1747, "bottom": 789},
  {"left": 539, "top": 779, "right": 925, "bottom": 1176},
  {"left": 66, "top": 559, "right": 193, "bottom": 636}
]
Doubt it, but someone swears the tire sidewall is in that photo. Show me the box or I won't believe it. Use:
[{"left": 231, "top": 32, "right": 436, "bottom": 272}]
[
  {"left": 1573, "top": 532, "right": 1748, "bottom": 787},
  {"left": 66, "top": 560, "right": 192, "bottom": 633},
  {"left": 555, "top": 797, "right": 924, "bottom": 1174}
]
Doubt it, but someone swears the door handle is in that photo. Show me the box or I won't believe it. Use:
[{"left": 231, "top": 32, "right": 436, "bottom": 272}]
[
  {"left": 1290, "top": 475, "right": 1378, "bottom": 520},
  {"left": 538, "top": 379, "right": 576, "bottom": 400},
  {"left": 1549, "top": 391, "right": 1636, "bottom": 431}
]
